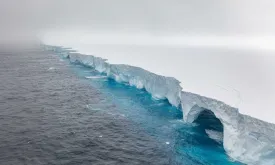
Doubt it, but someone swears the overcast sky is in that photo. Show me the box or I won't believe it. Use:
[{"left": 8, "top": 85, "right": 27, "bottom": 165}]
[{"left": 1, "top": 0, "right": 275, "bottom": 36}]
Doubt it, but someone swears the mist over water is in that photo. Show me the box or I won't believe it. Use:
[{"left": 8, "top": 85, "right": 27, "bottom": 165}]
[{"left": 2, "top": 0, "right": 275, "bottom": 45}]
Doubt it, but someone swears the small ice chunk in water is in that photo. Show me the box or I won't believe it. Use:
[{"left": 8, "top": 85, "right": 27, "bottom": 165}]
[
  {"left": 48, "top": 67, "right": 55, "bottom": 70},
  {"left": 165, "top": 142, "right": 170, "bottom": 145}
]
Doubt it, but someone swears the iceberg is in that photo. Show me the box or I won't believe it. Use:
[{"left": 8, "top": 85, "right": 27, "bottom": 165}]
[
  {"left": 181, "top": 91, "right": 275, "bottom": 165},
  {"left": 68, "top": 51, "right": 182, "bottom": 107},
  {"left": 43, "top": 44, "right": 275, "bottom": 165}
]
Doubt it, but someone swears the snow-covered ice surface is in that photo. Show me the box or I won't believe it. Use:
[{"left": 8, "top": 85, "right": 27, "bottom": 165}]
[
  {"left": 42, "top": 44, "right": 275, "bottom": 165},
  {"left": 40, "top": 39, "right": 275, "bottom": 123}
]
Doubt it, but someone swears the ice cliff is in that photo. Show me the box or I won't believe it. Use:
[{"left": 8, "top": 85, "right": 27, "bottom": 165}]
[
  {"left": 43, "top": 45, "right": 275, "bottom": 165},
  {"left": 181, "top": 92, "right": 275, "bottom": 165}
]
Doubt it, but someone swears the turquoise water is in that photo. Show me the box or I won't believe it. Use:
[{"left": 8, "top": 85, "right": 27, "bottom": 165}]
[
  {"left": 67, "top": 59, "right": 243, "bottom": 165},
  {"left": 0, "top": 48, "right": 244, "bottom": 165}
]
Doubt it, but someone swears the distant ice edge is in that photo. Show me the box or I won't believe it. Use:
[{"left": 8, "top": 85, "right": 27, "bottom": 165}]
[{"left": 43, "top": 45, "right": 275, "bottom": 165}]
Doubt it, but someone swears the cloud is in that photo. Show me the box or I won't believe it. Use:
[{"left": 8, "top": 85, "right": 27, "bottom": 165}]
[{"left": 1, "top": 0, "right": 275, "bottom": 36}]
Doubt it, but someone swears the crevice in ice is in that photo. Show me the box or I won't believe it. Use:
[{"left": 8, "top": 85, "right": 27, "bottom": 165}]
[{"left": 43, "top": 44, "right": 275, "bottom": 165}]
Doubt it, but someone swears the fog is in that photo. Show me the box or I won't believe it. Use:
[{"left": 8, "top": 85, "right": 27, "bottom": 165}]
[
  {"left": 1, "top": 0, "right": 275, "bottom": 35},
  {"left": 2, "top": 0, "right": 275, "bottom": 49},
  {"left": 1, "top": 0, "right": 275, "bottom": 123}
]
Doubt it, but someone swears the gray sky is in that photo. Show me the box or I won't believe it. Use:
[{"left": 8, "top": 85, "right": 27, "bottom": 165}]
[{"left": 1, "top": 0, "right": 275, "bottom": 36}]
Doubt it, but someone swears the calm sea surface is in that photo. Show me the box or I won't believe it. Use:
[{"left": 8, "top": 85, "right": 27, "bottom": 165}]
[{"left": 0, "top": 48, "right": 243, "bottom": 165}]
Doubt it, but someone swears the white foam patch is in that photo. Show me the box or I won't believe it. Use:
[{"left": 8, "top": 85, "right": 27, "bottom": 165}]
[
  {"left": 85, "top": 76, "right": 107, "bottom": 79},
  {"left": 86, "top": 104, "right": 101, "bottom": 111},
  {"left": 48, "top": 67, "right": 55, "bottom": 70}
]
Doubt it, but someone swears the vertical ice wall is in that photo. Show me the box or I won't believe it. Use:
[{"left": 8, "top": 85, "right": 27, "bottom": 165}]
[
  {"left": 44, "top": 45, "right": 275, "bottom": 165},
  {"left": 181, "top": 92, "right": 275, "bottom": 165}
]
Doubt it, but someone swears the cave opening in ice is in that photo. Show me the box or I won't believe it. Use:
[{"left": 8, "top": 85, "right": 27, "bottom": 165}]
[{"left": 194, "top": 109, "right": 224, "bottom": 144}]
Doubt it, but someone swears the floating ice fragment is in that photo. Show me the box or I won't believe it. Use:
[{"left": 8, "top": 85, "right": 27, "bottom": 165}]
[{"left": 48, "top": 67, "right": 55, "bottom": 70}]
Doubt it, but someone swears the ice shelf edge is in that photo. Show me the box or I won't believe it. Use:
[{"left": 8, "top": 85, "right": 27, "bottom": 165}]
[{"left": 43, "top": 44, "right": 275, "bottom": 165}]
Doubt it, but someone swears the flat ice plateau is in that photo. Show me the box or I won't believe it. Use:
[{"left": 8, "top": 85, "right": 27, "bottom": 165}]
[{"left": 43, "top": 44, "right": 275, "bottom": 165}]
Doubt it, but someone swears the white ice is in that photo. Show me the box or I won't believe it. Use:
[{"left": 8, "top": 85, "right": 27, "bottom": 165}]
[
  {"left": 205, "top": 129, "right": 223, "bottom": 144},
  {"left": 42, "top": 33, "right": 275, "bottom": 124},
  {"left": 42, "top": 38, "right": 275, "bottom": 165}
]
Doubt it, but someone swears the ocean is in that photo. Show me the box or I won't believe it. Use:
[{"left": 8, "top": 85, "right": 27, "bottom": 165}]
[{"left": 0, "top": 48, "right": 243, "bottom": 165}]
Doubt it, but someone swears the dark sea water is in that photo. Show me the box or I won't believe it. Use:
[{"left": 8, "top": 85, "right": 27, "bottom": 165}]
[{"left": 0, "top": 48, "right": 243, "bottom": 165}]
